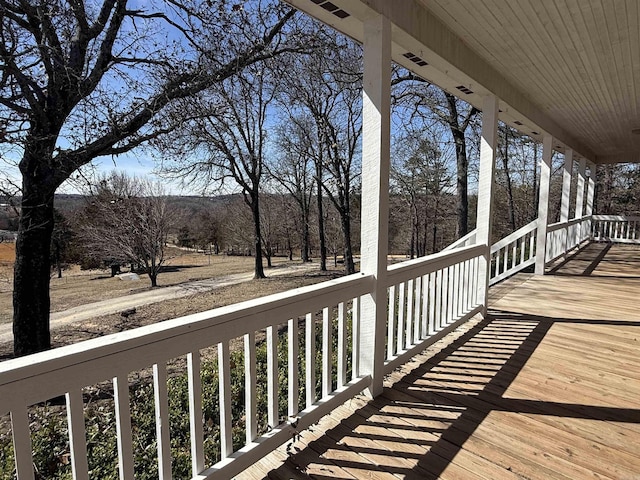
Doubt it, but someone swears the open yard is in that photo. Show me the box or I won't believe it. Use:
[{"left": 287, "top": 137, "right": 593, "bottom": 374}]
[
  {"left": 0, "top": 247, "right": 328, "bottom": 325},
  {"left": 0, "top": 247, "right": 342, "bottom": 358}
]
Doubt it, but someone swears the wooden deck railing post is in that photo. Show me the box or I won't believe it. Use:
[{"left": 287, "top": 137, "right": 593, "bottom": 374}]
[
  {"left": 560, "top": 149, "right": 573, "bottom": 255},
  {"left": 359, "top": 13, "right": 391, "bottom": 398},
  {"left": 535, "top": 135, "right": 553, "bottom": 274},
  {"left": 475, "top": 95, "right": 498, "bottom": 315}
]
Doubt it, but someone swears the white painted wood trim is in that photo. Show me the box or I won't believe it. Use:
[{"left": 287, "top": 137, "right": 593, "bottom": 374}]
[
  {"left": 475, "top": 94, "right": 499, "bottom": 310},
  {"left": 188, "top": 351, "right": 205, "bottom": 471},
  {"left": 11, "top": 403, "right": 34, "bottom": 480},
  {"left": 560, "top": 150, "right": 573, "bottom": 222},
  {"left": 358, "top": 12, "right": 392, "bottom": 398},
  {"left": 152, "top": 363, "right": 172, "bottom": 480},
  {"left": 266, "top": 325, "right": 278, "bottom": 428},
  {"left": 65, "top": 389, "right": 89, "bottom": 480},
  {"left": 535, "top": 135, "right": 554, "bottom": 275},
  {"left": 287, "top": 318, "right": 299, "bottom": 418},
  {"left": 337, "top": 302, "right": 347, "bottom": 387},
  {"left": 322, "top": 307, "right": 332, "bottom": 399},
  {"left": 304, "top": 312, "right": 315, "bottom": 409},
  {"left": 114, "top": 375, "right": 135, "bottom": 480},
  {"left": 217, "top": 343, "right": 232, "bottom": 460},
  {"left": 244, "top": 332, "right": 257, "bottom": 444}
]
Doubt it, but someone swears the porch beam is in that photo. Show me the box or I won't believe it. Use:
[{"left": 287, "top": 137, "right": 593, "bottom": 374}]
[
  {"left": 475, "top": 94, "right": 498, "bottom": 314},
  {"left": 535, "top": 135, "right": 553, "bottom": 275},
  {"left": 359, "top": 13, "right": 391, "bottom": 398}
]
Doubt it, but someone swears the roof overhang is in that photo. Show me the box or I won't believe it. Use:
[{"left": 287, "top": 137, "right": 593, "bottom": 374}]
[{"left": 285, "top": 0, "right": 640, "bottom": 165}]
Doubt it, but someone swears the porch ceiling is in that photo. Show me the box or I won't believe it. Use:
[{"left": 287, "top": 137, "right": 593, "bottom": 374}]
[{"left": 285, "top": 0, "right": 640, "bottom": 164}]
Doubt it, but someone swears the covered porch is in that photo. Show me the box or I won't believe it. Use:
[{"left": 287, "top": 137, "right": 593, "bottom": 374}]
[
  {"left": 246, "top": 243, "right": 640, "bottom": 479},
  {"left": 2, "top": 0, "right": 640, "bottom": 479}
]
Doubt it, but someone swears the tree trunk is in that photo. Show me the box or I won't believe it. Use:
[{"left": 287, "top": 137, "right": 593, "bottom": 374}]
[
  {"left": 13, "top": 177, "right": 56, "bottom": 356},
  {"left": 316, "top": 173, "right": 327, "bottom": 271},
  {"left": 452, "top": 127, "right": 469, "bottom": 237},
  {"left": 251, "top": 195, "right": 266, "bottom": 279},
  {"left": 301, "top": 207, "right": 310, "bottom": 262},
  {"left": 340, "top": 210, "right": 356, "bottom": 274}
]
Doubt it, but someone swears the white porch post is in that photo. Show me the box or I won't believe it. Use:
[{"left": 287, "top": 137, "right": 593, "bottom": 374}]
[
  {"left": 359, "top": 13, "right": 391, "bottom": 398},
  {"left": 586, "top": 161, "right": 595, "bottom": 216},
  {"left": 560, "top": 150, "right": 573, "bottom": 222},
  {"left": 575, "top": 158, "right": 587, "bottom": 218},
  {"left": 535, "top": 135, "right": 553, "bottom": 274},
  {"left": 475, "top": 95, "right": 498, "bottom": 315},
  {"left": 560, "top": 149, "right": 573, "bottom": 255},
  {"left": 586, "top": 161, "right": 596, "bottom": 240}
]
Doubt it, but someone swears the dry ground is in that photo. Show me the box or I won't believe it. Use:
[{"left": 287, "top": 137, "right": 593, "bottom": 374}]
[
  {"left": 0, "top": 246, "right": 300, "bottom": 324},
  {"left": 0, "top": 246, "right": 342, "bottom": 359}
]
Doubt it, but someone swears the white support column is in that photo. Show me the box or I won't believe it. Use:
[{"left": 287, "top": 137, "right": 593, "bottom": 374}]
[
  {"left": 586, "top": 161, "right": 595, "bottom": 216},
  {"left": 560, "top": 149, "right": 573, "bottom": 222},
  {"left": 358, "top": 13, "right": 391, "bottom": 398},
  {"left": 560, "top": 149, "right": 573, "bottom": 255},
  {"left": 475, "top": 94, "right": 498, "bottom": 315},
  {"left": 575, "top": 158, "right": 587, "bottom": 219},
  {"left": 535, "top": 135, "right": 553, "bottom": 274},
  {"left": 586, "top": 161, "right": 596, "bottom": 240}
]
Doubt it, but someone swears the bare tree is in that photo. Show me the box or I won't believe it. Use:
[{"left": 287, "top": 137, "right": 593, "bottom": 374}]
[
  {"left": 280, "top": 29, "right": 362, "bottom": 274},
  {"left": 80, "top": 173, "right": 176, "bottom": 287},
  {"left": 270, "top": 118, "right": 316, "bottom": 263},
  {"left": 0, "top": 0, "right": 298, "bottom": 355},
  {"left": 392, "top": 74, "right": 479, "bottom": 237}
]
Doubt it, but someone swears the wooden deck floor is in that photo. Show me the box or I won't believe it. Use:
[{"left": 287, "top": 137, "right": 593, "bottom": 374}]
[{"left": 243, "top": 243, "right": 640, "bottom": 480}]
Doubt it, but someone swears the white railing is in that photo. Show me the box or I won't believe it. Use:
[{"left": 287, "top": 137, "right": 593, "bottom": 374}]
[
  {"left": 592, "top": 215, "right": 640, "bottom": 244},
  {"left": 489, "top": 220, "right": 537, "bottom": 285},
  {"left": 0, "top": 274, "right": 372, "bottom": 480},
  {"left": 545, "top": 215, "right": 591, "bottom": 263},
  {"left": 0, "top": 242, "right": 494, "bottom": 479},
  {"left": 442, "top": 229, "right": 477, "bottom": 251},
  {"left": 384, "top": 244, "right": 485, "bottom": 373}
]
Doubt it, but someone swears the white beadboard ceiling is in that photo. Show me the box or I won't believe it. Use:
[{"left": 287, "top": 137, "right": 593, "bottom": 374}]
[{"left": 284, "top": 0, "right": 640, "bottom": 164}]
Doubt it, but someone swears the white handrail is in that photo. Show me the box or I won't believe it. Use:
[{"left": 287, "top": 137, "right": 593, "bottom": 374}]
[
  {"left": 442, "top": 229, "right": 477, "bottom": 251},
  {"left": 491, "top": 220, "right": 537, "bottom": 253}
]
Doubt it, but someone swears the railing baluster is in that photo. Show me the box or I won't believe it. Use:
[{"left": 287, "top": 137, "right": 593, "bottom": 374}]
[
  {"left": 397, "top": 282, "right": 405, "bottom": 352},
  {"left": 447, "top": 266, "right": 454, "bottom": 323},
  {"left": 114, "top": 375, "right": 135, "bottom": 480},
  {"left": 429, "top": 271, "right": 436, "bottom": 334},
  {"left": 152, "top": 363, "right": 171, "bottom": 480},
  {"left": 436, "top": 269, "right": 443, "bottom": 329},
  {"left": 266, "top": 325, "right": 278, "bottom": 428},
  {"left": 305, "top": 312, "right": 315, "bottom": 408},
  {"left": 405, "top": 279, "right": 414, "bottom": 349},
  {"left": 421, "top": 274, "right": 429, "bottom": 339},
  {"left": 337, "top": 302, "right": 347, "bottom": 387},
  {"left": 413, "top": 275, "right": 421, "bottom": 343},
  {"left": 287, "top": 318, "right": 299, "bottom": 418},
  {"left": 322, "top": 307, "right": 332, "bottom": 398},
  {"left": 187, "top": 352, "right": 205, "bottom": 472},
  {"left": 218, "top": 343, "right": 232, "bottom": 459},
  {"left": 387, "top": 285, "right": 396, "bottom": 358},
  {"left": 11, "top": 404, "right": 34, "bottom": 480},
  {"left": 244, "top": 332, "right": 257, "bottom": 443},
  {"left": 351, "top": 297, "right": 360, "bottom": 380},
  {"left": 66, "top": 389, "right": 89, "bottom": 480}
]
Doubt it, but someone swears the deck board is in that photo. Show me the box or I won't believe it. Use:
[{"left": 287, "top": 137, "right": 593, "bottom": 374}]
[{"left": 242, "top": 244, "right": 640, "bottom": 479}]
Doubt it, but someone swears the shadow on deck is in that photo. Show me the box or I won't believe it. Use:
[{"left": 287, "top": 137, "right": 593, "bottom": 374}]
[{"left": 245, "top": 243, "right": 640, "bottom": 479}]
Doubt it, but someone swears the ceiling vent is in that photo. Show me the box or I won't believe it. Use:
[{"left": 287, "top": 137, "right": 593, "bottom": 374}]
[
  {"left": 456, "top": 85, "right": 473, "bottom": 95},
  {"left": 514, "top": 121, "right": 523, "bottom": 126},
  {"left": 531, "top": 131, "right": 540, "bottom": 135},
  {"left": 310, "top": 0, "right": 350, "bottom": 18},
  {"left": 402, "top": 52, "right": 428, "bottom": 67}
]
